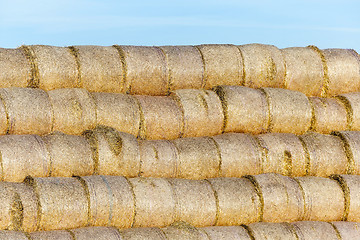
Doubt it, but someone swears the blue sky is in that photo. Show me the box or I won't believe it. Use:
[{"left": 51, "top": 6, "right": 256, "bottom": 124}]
[{"left": 0, "top": 0, "right": 359, "bottom": 52}]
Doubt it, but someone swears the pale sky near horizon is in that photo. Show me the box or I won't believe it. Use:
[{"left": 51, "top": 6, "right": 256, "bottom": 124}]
[{"left": 0, "top": 0, "right": 359, "bottom": 52}]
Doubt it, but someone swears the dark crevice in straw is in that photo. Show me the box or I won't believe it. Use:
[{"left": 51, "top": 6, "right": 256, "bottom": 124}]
[
  {"left": 124, "top": 177, "right": 137, "bottom": 228},
  {"left": 292, "top": 177, "right": 307, "bottom": 221},
  {"left": 328, "top": 222, "right": 343, "bottom": 240},
  {"left": 24, "top": 232, "right": 33, "bottom": 240},
  {"left": 44, "top": 90, "right": 56, "bottom": 134},
  {"left": 298, "top": 136, "right": 311, "bottom": 175},
  {"left": 11, "top": 192, "right": 23, "bottom": 231},
  {"left": 133, "top": 97, "right": 146, "bottom": 140},
  {"left": 82, "top": 130, "right": 99, "bottom": 174},
  {"left": 112, "top": 45, "right": 129, "bottom": 94},
  {"left": 235, "top": 46, "right": 246, "bottom": 86},
  {"left": 281, "top": 50, "right": 288, "bottom": 88},
  {"left": 114, "top": 227, "right": 125, "bottom": 240},
  {"left": 330, "top": 174, "right": 350, "bottom": 221},
  {"left": 204, "top": 179, "right": 220, "bottom": 226},
  {"left": 254, "top": 136, "right": 267, "bottom": 174},
  {"left": 156, "top": 47, "right": 171, "bottom": 95},
  {"left": 170, "top": 94, "right": 185, "bottom": 138},
  {"left": 259, "top": 88, "right": 272, "bottom": 132},
  {"left": 158, "top": 227, "right": 170, "bottom": 240},
  {"left": 286, "top": 222, "right": 300, "bottom": 240},
  {"left": 308, "top": 97, "right": 317, "bottom": 132},
  {"left": 241, "top": 224, "right": 256, "bottom": 240},
  {"left": 331, "top": 131, "right": 355, "bottom": 174},
  {"left": 308, "top": 45, "right": 329, "bottom": 98},
  {"left": 68, "top": 46, "right": 82, "bottom": 88},
  {"left": 336, "top": 95, "right": 353, "bottom": 130},
  {"left": 0, "top": 96, "right": 9, "bottom": 137},
  {"left": 213, "top": 86, "right": 228, "bottom": 133},
  {"left": 194, "top": 46, "right": 207, "bottom": 89},
  {"left": 24, "top": 176, "right": 41, "bottom": 231},
  {"left": 75, "top": 176, "right": 91, "bottom": 226},
  {"left": 19, "top": 45, "right": 40, "bottom": 88},
  {"left": 243, "top": 175, "right": 264, "bottom": 221},
  {"left": 66, "top": 229, "right": 77, "bottom": 240},
  {"left": 209, "top": 136, "right": 223, "bottom": 177},
  {"left": 284, "top": 150, "right": 293, "bottom": 176},
  {"left": 166, "top": 179, "right": 179, "bottom": 222}
]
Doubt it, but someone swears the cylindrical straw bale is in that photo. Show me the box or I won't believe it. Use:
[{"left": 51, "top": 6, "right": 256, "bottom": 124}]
[
  {"left": 129, "top": 178, "right": 175, "bottom": 228},
  {"left": 323, "top": 48, "right": 360, "bottom": 96},
  {"left": 172, "top": 137, "right": 220, "bottom": 179},
  {"left": 0, "top": 183, "right": 17, "bottom": 230},
  {"left": 249, "top": 173, "right": 304, "bottom": 222},
  {"left": 256, "top": 133, "right": 307, "bottom": 176},
  {"left": 43, "top": 133, "right": 94, "bottom": 177},
  {"left": 92, "top": 92, "right": 140, "bottom": 136},
  {"left": 333, "top": 131, "right": 360, "bottom": 174},
  {"left": 0, "top": 135, "right": 50, "bottom": 182},
  {"left": 295, "top": 176, "right": 344, "bottom": 221},
  {"left": 207, "top": 178, "right": 261, "bottom": 226},
  {"left": 72, "top": 227, "right": 123, "bottom": 240},
  {"left": 291, "top": 221, "right": 339, "bottom": 240},
  {"left": 139, "top": 140, "right": 178, "bottom": 178},
  {"left": 300, "top": 132, "right": 347, "bottom": 176},
  {"left": 337, "top": 92, "right": 360, "bottom": 130},
  {"left": 30, "top": 230, "right": 73, "bottom": 240},
  {"left": 25, "top": 177, "right": 88, "bottom": 231},
  {"left": 309, "top": 97, "right": 348, "bottom": 133},
  {"left": 80, "top": 175, "right": 134, "bottom": 228},
  {"left": 212, "top": 133, "right": 262, "bottom": 177},
  {"left": 248, "top": 222, "right": 298, "bottom": 240},
  {"left": 0, "top": 48, "right": 30, "bottom": 88},
  {"left": 331, "top": 221, "right": 360, "bottom": 240},
  {"left": 83, "top": 126, "right": 140, "bottom": 177},
  {"left": 262, "top": 87, "right": 312, "bottom": 134},
  {"left": 135, "top": 95, "right": 182, "bottom": 140},
  {"left": 75, "top": 45, "right": 124, "bottom": 92},
  {"left": 159, "top": 46, "right": 203, "bottom": 91},
  {"left": 162, "top": 222, "right": 209, "bottom": 240},
  {"left": 121, "top": 227, "right": 167, "bottom": 240},
  {"left": 168, "top": 179, "right": 217, "bottom": 227},
  {"left": 0, "top": 231, "right": 29, "bottom": 240},
  {"left": 196, "top": 44, "right": 243, "bottom": 89},
  {"left": 214, "top": 86, "right": 268, "bottom": 134},
  {"left": 238, "top": 43, "right": 286, "bottom": 88},
  {"left": 282, "top": 47, "right": 325, "bottom": 96},
  {"left": 29, "top": 45, "right": 78, "bottom": 89},
  {"left": 0, "top": 88, "right": 52, "bottom": 135},
  {"left": 171, "top": 89, "right": 224, "bottom": 137},
  {"left": 202, "top": 226, "right": 251, "bottom": 240},
  {"left": 48, "top": 88, "right": 96, "bottom": 135},
  {"left": 120, "top": 46, "right": 168, "bottom": 95}
]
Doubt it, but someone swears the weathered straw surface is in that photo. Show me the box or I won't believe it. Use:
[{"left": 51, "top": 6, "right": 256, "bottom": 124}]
[
  {"left": 135, "top": 95, "right": 182, "bottom": 140},
  {"left": 202, "top": 226, "right": 251, "bottom": 240},
  {"left": 171, "top": 89, "right": 223, "bottom": 137},
  {"left": 212, "top": 133, "right": 262, "bottom": 177},
  {"left": 214, "top": 86, "right": 268, "bottom": 134},
  {"left": 75, "top": 45, "right": 124, "bottom": 92},
  {"left": 309, "top": 97, "right": 348, "bottom": 133},
  {"left": 196, "top": 44, "right": 242, "bottom": 89},
  {"left": 80, "top": 175, "right": 134, "bottom": 228},
  {"left": 300, "top": 132, "right": 347, "bottom": 176},
  {"left": 48, "top": 88, "right": 96, "bottom": 135},
  {"left": 92, "top": 92, "right": 140, "bottom": 136},
  {"left": 0, "top": 88, "right": 52, "bottom": 135},
  {"left": 121, "top": 227, "right": 167, "bottom": 240},
  {"left": 295, "top": 176, "right": 344, "bottom": 221},
  {"left": 291, "top": 221, "right": 339, "bottom": 240},
  {"left": 248, "top": 222, "right": 298, "bottom": 240},
  {"left": 333, "top": 131, "right": 360, "bottom": 174},
  {"left": 0, "top": 100, "right": 7, "bottom": 135},
  {"left": 262, "top": 87, "right": 312, "bottom": 134},
  {"left": 159, "top": 46, "right": 204, "bottom": 92},
  {"left": 72, "top": 226, "right": 123, "bottom": 240},
  {"left": 162, "top": 222, "right": 209, "bottom": 240},
  {"left": 337, "top": 92, "right": 360, "bottom": 130},
  {"left": 257, "top": 133, "right": 307, "bottom": 176},
  {"left": 238, "top": 43, "right": 286, "bottom": 89},
  {"left": 30, "top": 230, "right": 73, "bottom": 240},
  {"left": 282, "top": 47, "right": 325, "bottom": 97},
  {"left": 0, "top": 183, "right": 17, "bottom": 230},
  {"left": 172, "top": 137, "right": 220, "bottom": 179},
  {"left": 332, "top": 221, "right": 360, "bottom": 240},
  {"left": 0, "top": 231, "right": 29, "bottom": 240}
]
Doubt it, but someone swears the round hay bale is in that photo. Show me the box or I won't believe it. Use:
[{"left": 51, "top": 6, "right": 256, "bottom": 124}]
[
  {"left": 337, "top": 92, "right": 360, "bottom": 131},
  {"left": 291, "top": 221, "right": 339, "bottom": 240},
  {"left": 207, "top": 178, "right": 261, "bottom": 226},
  {"left": 0, "top": 88, "right": 52, "bottom": 135},
  {"left": 75, "top": 45, "right": 124, "bottom": 93},
  {"left": 72, "top": 227, "right": 123, "bottom": 240},
  {"left": 196, "top": 44, "right": 243, "bottom": 89},
  {"left": 171, "top": 89, "right": 224, "bottom": 137},
  {"left": 159, "top": 46, "right": 203, "bottom": 92},
  {"left": 83, "top": 126, "right": 140, "bottom": 177},
  {"left": 162, "top": 222, "right": 209, "bottom": 240},
  {"left": 331, "top": 221, "right": 360, "bottom": 240},
  {"left": 248, "top": 173, "right": 304, "bottom": 222},
  {"left": 0, "top": 48, "right": 30, "bottom": 88},
  {"left": 121, "top": 227, "right": 167, "bottom": 240},
  {"left": 168, "top": 179, "right": 217, "bottom": 227},
  {"left": 80, "top": 175, "right": 134, "bottom": 228},
  {"left": 261, "top": 87, "right": 312, "bottom": 134},
  {"left": 0, "top": 230, "right": 29, "bottom": 240},
  {"left": 92, "top": 92, "right": 140, "bottom": 136},
  {"left": 135, "top": 95, "right": 182, "bottom": 140},
  {"left": 299, "top": 132, "right": 347, "bottom": 177},
  {"left": 120, "top": 46, "right": 168, "bottom": 95},
  {"left": 0, "top": 135, "right": 50, "bottom": 182},
  {"left": 48, "top": 88, "right": 96, "bottom": 135},
  {"left": 201, "top": 226, "right": 251, "bottom": 240},
  {"left": 139, "top": 140, "right": 178, "bottom": 178},
  {"left": 309, "top": 97, "right": 348, "bottom": 133},
  {"left": 248, "top": 222, "right": 298, "bottom": 240},
  {"left": 238, "top": 43, "right": 286, "bottom": 89},
  {"left": 212, "top": 133, "right": 262, "bottom": 177},
  {"left": 0, "top": 183, "right": 18, "bottom": 230},
  {"left": 295, "top": 176, "right": 344, "bottom": 221},
  {"left": 129, "top": 178, "right": 175, "bottom": 228},
  {"left": 42, "top": 133, "right": 94, "bottom": 177},
  {"left": 30, "top": 230, "right": 73, "bottom": 240},
  {"left": 256, "top": 133, "right": 307, "bottom": 177},
  {"left": 214, "top": 86, "right": 268, "bottom": 134},
  {"left": 282, "top": 47, "right": 324, "bottom": 96},
  {"left": 171, "top": 137, "right": 220, "bottom": 179},
  {"left": 25, "top": 177, "right": 88, "bottom": 231},
  {"left": 323, "top": 48, "right": 360, "bottom": 96}
]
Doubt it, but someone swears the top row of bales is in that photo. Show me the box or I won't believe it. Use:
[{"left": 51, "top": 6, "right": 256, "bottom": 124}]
[{"left": 0, "top": 44, "right": 359, "bottom": 97}]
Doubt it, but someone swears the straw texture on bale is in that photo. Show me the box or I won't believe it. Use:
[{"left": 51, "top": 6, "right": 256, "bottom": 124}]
[
  {"left": 0, "top": 183, "right": 17, "bottom": 230},
  {"left": 92, "top": 92, "right": 140, "bottom": 136},
  {"left": 333, "top": 131, "right": 360, "bottom": 174},
  {"left": 248, "top": 222, "right": 298, "bottom": 240},
  {"left": 71, "top": 226, "right": 123, "bottom": 240},
  {"left": 171, "top": 89, "right": 223, "bottom": 137},
  {"left": 159, "top": 46, "right": 204, "bottom": 92},
  {"left": 238, "top": 44, "right": 286, "bottom": 89},
  {"left": 162, "top": 222, "right": 209, "bottom": 240},
  {"left": 0, "top": 100, "right": 7, "bottom": 135},
  {"left": 80, "top": 175, "right": 134, "bottom": 228},
  {"left": 30, "top": 230, "right": 73, "bottom": 240},
  {"left": 331, "top": 221, "right": 360, "bottom": 240},
  {"left": 196, "top": 44, "right": 243, "bottom": 89},
  {"left": 337, "top": 92, "right": 360, "bottom": 130},
  {"left": 0, "top": 88, "right": 52, "bottom": 135},
  {"left": 214, "top": 86, "right": 268, "bottom": 134},
  {"left": 309, "top": 97, "right": 348, "bottom": 133},
  {"left": 121, "top": 227, "right": 167, "bottom": 240},
  {"left": 48, "top": 88, "right": 96, "bottom": 135},
  {"left": 0, "top": 230, "right": 29, "bottom": 240},
  {"left": 262, "top": 87, "right": 312, "bottom": 134},
  {"left": 135, "top": 95, "right": 182, "bottom": 140},
  {"left": 291, "top": 221, "right": 340, "bottom": 240},
  {"left": 202, "top": 226, "right": 251, "bottom": 240},
  {"left": 300, "top": 132, "right": 347, "bottom": 176},
  {"left": 75, "top": 45, "right": 124, "bottom": 92}
]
